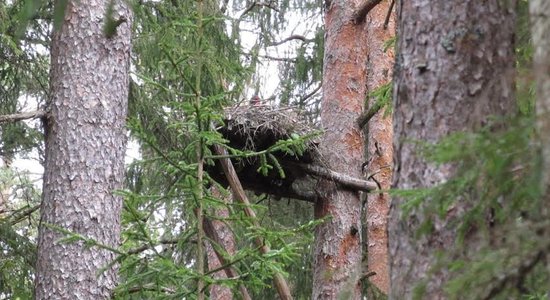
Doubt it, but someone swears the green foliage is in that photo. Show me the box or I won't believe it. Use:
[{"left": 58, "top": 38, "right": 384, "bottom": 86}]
[
  {"left": 397, "top": 115, "right": 550, "bottom": 298},
  {"left": 1, "top": 0, "right": 325, "bottom": 298},
  {"left": 364, "top": 81, "right": 392, "bottom": 121}
]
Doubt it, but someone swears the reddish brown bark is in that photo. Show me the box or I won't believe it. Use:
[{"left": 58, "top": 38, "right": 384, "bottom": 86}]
[
  {"left": 205, "top": 188, "right": 236, "bottom": 300},
  {"left": 312, "top": 1, "right": 368, "bottom": 298},
  {"left": 364, "top": 0, "right": 395, "bottom": 294}
]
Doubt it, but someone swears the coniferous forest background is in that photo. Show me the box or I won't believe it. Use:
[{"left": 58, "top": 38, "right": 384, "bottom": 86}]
[{"left": 1, "top": 0, "right": 550, "bottom": 299}]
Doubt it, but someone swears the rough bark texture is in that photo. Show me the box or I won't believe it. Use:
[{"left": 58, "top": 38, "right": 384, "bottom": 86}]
[
  {"left": 530, "top": 0, "right": 550, "bottom": 280},
  {"left": 389, "top": 1, "right": 516, "bottom": 299},
  {"left": 531, "top": 1, "right": 550, "bottom": 191},
  {"left": 364, "top": 1, "right": 395, "bottom": 294},
  {"left": 312, "top": 1, "right": 368, "bottom": 299},
  {"left": 34, "top": 1, "right": 131, "bottom": 299},
  {"left": 206, "top": 188, "right": 235, "bottom": 300}
]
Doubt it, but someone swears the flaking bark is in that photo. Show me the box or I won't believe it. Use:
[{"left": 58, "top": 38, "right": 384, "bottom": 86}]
[
  {"left": 364, "top": 0, "right": 395, "bottom": 294},
  {"left": 312, "top": 0, "right": 368, "bottom": 298}
]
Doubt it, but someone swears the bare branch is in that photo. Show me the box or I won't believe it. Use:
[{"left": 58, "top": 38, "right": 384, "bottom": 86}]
[
  {"left": 259, "top": 54, "right": 298, "bottom": 63},
  {"left": 352, "top": 0, "right": 383, "bottom": 24},
  {"left": 240, "top": 1, "right": 279, "bottom": 19},
  {"left": 9, "top": 204, "right": 41, "bottom": 225},
  {"left": 299, "top": 84, "right": 322, "bottom": 104},
  {"left": 383, "top": 0, "right": 395, "bottom": 29},
  {"left": 295, "top": 163, "right": 378, "bottom": 191},
  {"left": 0, "top": 110, "right": 46, "bottom": 124},
  {"left": 270, "top": 34, "right": 310, "bottom": 47},
  {"left": 212, "top": 144, "right": 293, "bottom": 299},
  {"left": 126, "top": 238, "right": 179, "bottom": 255}
]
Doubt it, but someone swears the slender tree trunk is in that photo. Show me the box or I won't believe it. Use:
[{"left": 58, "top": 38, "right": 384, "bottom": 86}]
[
  {"left": 34, "top": 1, "right": 131, "bottom": 299},
  {"left": 530, "top": 0, "right": 550, "bottom": 280},
  {"left": 364, "top": 1, "right": 395, "bottom": 294},
  {"left": 531, "top": 0, "right": 550, "bottom": 191},
  {"left": 389, "top": 1, "right": 516, "bottom": 299},
  {"left": 312, "top": 1, "right": 368, "bottom": 298},
  {"left": 206, "top": 188, "right": 236, "bottom": 300}
]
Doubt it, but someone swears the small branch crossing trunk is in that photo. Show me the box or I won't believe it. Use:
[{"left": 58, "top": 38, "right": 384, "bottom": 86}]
[{"left": 312, "top": 1, "right": 368, "bottom": 298}]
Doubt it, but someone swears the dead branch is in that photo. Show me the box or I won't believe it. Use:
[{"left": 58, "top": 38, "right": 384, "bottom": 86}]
[
  {"left": 299, "top": 84, "right": 322, "bottom": 104},
  {"left": 383, "top": 0, "right": 395, "bottom": 29},
  {"left": 213, "top": 144, "right": 293, "bottom": 300},
  {"left": 203, "top": 217, "right": 252, "bottom": 300},
  {"left": 352, "top": 0, "right": 383, "bottom": 24},
  {"left": 240, "top": 1, "right": 279, "bottom": 19},
  {"left": 0, "top": 110, "right": 46, "bottom": 124},
  {"left": 126, "top": 238, "right": 179, "bottom": 255},
  {"left": 9, "top": 204, "right": 40, "bottom": 225},
  {"left": 270, "top": 34, "right": 310, "bottom": 47},
  {"left": 295, "top": 163, "right": 378, "bottom": 191}
]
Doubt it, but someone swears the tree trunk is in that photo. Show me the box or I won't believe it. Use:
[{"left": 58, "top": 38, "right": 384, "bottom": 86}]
[
  {"left": 364, "top": 0, "right": 395, "bottom": 294},
  {"left": 312, "top": 1, "right": 368, "bottom": 299},
  {"left": 531, "top": 0, "right": 550, "bottom": 192},
  {"left": 389, "top": 1, "right": 516, "bottom": 299},
  {"left": 530, "top": 0, "right": 550, "bottom": 281},
  {"left": 34, "top": 1, "right": 131, "bottom": 299},
  {"left": 206, "top": 188, "right": 236, "bottom": 300}
]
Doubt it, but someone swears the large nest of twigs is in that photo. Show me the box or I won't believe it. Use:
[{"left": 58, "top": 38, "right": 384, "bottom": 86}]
[{"left": 209, "top": 104, "right": 321, "bottom": 202}]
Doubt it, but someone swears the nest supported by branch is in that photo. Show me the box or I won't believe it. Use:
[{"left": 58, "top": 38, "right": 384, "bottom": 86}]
[
  {"left": 208, "top": 104, "right": 376, "bottom": 202},
  {"left": 220, "top": 104, "right": 319, "bottom": 158}
]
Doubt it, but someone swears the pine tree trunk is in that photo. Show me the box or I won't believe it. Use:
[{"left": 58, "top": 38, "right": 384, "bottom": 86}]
[
  {"left": 364, "top": 1, "right": 395, "bottom": 294},
  {"left": 389, "top": 1, "right": 516, "bottom": 298},
  {"left": 34, "top": 1, "right": 131, "bottom": 299},
  {"left": 312, "top": 1, "right": 368, "bottom": 298}
]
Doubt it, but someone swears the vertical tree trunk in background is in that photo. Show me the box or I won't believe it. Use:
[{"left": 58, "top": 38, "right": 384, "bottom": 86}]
[
  {"left": 531, "top": 1, "right": 550, "bottom": 192},
  {"left": 530, "top": 0, "right": 550, "bottom": 278},
  {"left": 312, "top": 1, "right": 367, "bottom": 298},
  {"left": 206, "top": 189, "right": 236, "bottom": 300},
  {"left": 389, "top": 1, "right": 516, "bottom": 298},
  {"left": 34, "top": 1, "right": 131, "bottom": 299},
  {"left": 364, "top": 1, "right": 395, "bottom": 294}
]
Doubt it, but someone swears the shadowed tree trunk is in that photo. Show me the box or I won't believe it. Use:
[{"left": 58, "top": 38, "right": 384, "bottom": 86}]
[
  {"left": 364, "top": 0, "right": 395, "bottom": 294},
  {"left": 312, "top": 1, "right": 368, "bottom": 298},
  {"left": 389, "top": 1, "right": 516, "bottom": 298},
  {"left": 34, "top": 1, "right": 131, "bottom": 299}
]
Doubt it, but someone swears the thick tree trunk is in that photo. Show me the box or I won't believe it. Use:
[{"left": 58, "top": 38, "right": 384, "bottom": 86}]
[
  {"left": 312, "top": 1, "right": 368, "bottom": 299},
  {"left": 34, "top": 1, "right": 131, "bottom": 299},
  {"left": 364, "top": 1, "right": 395, "bottom": 294},
  {"left": 389, "top": 1, "right": 516, "bottom": 299}
]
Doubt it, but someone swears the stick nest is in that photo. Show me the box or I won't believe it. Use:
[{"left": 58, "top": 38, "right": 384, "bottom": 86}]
[
  {"left": 208, "top": 104, "right": 321, "bottom": 202},
  {"left": 220, "top": 104, "right": 319, "bottom": 159}
]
